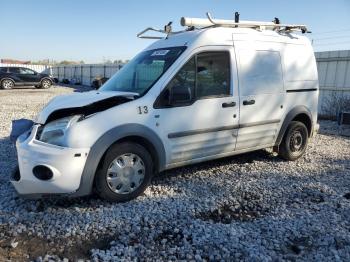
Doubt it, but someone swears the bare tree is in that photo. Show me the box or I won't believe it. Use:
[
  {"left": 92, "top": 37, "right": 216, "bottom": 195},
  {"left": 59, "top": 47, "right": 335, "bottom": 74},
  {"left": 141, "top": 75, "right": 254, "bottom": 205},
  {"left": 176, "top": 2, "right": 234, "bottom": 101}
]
[{"left": 321, "top": 90, "right": 350, "bottom": 120}]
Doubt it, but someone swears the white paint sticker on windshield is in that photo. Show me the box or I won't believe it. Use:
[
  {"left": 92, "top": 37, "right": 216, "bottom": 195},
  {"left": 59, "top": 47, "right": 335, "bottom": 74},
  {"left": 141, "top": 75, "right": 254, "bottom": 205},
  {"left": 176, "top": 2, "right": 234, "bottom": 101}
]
[{"left": 151, "top": 50, "right": 170, "bottom": 56}]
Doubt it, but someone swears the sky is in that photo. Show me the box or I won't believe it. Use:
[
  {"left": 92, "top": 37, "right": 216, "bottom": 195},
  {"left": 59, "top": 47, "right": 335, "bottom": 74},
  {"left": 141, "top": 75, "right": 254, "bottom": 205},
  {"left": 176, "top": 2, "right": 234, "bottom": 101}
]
[{"left": 1, "top": 0, "right": 350, "bottom": 63}]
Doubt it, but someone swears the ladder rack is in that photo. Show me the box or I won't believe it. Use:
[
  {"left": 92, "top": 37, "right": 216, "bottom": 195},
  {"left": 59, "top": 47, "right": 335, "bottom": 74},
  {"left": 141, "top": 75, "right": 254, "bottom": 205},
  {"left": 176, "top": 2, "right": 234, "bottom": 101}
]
[
  {"left": 137, "top": 22, "right": 187, "bottom": 39},
  {"left": 137, "top": 12, "right": 310, "bottom": 39}
]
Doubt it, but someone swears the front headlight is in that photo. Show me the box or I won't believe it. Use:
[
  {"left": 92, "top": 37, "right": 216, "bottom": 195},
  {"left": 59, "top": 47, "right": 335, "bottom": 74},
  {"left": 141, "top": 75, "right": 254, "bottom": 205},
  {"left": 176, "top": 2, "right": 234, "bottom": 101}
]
[{"left": 39, "top": 115, "right": 82, "bottom": 146}]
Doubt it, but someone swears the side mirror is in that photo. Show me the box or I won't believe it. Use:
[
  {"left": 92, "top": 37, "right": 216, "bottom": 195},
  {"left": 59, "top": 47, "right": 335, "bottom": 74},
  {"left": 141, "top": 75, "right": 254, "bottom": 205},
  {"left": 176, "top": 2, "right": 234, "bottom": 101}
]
[{"left": 169, "top": 85, "right": 192, "bottom": 105}]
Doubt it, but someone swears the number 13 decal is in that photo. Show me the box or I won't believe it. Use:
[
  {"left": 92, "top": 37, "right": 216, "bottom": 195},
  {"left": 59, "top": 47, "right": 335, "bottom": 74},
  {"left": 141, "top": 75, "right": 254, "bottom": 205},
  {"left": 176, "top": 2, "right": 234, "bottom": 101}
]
[{"left": 138, "top": 106, "right": 148, "bottom": 114}]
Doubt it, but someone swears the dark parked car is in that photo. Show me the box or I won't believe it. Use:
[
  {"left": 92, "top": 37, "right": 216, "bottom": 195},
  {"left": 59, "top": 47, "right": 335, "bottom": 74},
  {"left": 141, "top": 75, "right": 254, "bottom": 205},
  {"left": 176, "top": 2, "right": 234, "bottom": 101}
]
[{"left": 0, "top": 66, "right": 54, "bottom": 89}]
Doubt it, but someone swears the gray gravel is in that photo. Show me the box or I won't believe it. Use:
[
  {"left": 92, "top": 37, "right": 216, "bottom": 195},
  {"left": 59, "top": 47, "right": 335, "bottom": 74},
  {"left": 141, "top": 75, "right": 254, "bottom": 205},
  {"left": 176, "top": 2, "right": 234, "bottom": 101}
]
[{"left": 0, "top": 86, "right": 349, "bottom": 261}]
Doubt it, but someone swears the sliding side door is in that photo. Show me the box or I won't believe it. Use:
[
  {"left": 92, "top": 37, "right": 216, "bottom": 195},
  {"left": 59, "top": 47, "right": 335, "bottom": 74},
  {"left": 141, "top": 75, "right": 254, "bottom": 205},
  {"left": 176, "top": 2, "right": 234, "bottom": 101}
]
[{"left": 235, "top": 45, "right": 286, "bottom": 150}]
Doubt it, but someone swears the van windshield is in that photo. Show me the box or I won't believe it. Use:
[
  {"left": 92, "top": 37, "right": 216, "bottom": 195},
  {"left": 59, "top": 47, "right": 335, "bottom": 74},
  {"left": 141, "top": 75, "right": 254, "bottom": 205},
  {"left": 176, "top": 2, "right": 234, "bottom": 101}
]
[{"left": 100, "top": 46, "right": 186, "bottom": 96}]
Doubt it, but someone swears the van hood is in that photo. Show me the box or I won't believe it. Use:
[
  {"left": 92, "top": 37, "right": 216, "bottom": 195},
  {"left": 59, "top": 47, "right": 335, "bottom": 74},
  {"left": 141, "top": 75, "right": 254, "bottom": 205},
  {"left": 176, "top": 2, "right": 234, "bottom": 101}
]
[{"left": 36, "top": 90, "right": 138, "bottom": 124}]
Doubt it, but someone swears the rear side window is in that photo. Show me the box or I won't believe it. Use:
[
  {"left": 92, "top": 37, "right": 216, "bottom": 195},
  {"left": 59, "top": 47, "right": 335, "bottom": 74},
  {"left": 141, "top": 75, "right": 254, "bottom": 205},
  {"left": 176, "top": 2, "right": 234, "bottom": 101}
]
[
  {"left": 0, "top": 67, "right": 7, "bottom": 73},
  {"left": 9, "top": 67, "right": 20, "bottom": 74},
  {"left": 196, "top": 52, "right": 230, "bottom": 98},
  {"left": 19, "top": 68, "right": 35, "bottom": 74},
  {"left": 239, "top": 50, "right": 283, "bottom": 96}
]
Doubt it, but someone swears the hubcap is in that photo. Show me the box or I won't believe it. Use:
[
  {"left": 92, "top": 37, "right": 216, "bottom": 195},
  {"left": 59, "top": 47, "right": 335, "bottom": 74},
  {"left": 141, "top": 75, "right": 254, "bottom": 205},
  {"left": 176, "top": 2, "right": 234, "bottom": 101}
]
[
  {"left": 290, "top": 129, "right": 303, "bottom": 152},
  {"left": 106, "top": 153, "right": 145, "bottom": 194},
  {"left": 3, "top": 80, "right": 13, "bottom": 89}
]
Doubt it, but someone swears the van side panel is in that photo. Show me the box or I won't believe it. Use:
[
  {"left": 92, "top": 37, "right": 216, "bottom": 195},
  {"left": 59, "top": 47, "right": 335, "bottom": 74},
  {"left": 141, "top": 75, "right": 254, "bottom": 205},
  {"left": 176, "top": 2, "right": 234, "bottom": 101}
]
[
  {"left": 282, "top": 43, "right": 318, "bottom": 82},
  {"left": 281, "top": 42, "right": 319, "bottom": 129}
]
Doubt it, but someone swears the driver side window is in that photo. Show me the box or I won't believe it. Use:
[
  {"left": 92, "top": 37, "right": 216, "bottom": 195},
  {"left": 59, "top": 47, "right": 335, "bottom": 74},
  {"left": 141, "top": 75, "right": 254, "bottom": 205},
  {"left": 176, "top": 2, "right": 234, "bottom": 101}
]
[
  {"left": 155, "top": 51, "right": 231, "bottom": 108},
  {"left": 155, "top": 57, "right": 195, "bottom": 107}
]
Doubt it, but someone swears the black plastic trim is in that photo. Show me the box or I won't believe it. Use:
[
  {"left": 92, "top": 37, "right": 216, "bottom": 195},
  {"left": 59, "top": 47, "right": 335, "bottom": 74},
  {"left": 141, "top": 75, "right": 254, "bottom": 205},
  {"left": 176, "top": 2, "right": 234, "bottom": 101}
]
[
  {"left": 275, "top": 106, "right": 313, "bottom": 146},
  {"left": 33, "top": 165, "right": 53, "bottom": 181},
  {"left": 242, "top": 99, "right": 255, "bottom": 106},
  {"left": 239, "top": 119, "right": 280, "bottom": 128},
  {"left": 168, "top": 125, "right": 239, "bottom": 138},
  {"left": 168, "top": 119, "right": 281, "bottom": 139},
  {"left": 286, "top": 88, "right": 317, "bottom": 93},
  {"left": 222, "top": 101, "right": 236, "bottom": 108}
]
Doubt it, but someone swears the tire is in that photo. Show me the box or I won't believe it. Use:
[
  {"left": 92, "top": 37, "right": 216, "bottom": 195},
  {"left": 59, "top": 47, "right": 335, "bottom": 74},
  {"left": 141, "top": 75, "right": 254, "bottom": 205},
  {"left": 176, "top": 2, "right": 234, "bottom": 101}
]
[
  {"left": 1, "top": 79, "right": 14, "bottom": 89},
  {"left": 95, "top": 142, "right": 154, "bottom": 202},
  {"left": 278, "top": 121, "right": 309, "bottom": 161},
  {"left": 40, "top": 79, "right": 52, "bottom": 89}
]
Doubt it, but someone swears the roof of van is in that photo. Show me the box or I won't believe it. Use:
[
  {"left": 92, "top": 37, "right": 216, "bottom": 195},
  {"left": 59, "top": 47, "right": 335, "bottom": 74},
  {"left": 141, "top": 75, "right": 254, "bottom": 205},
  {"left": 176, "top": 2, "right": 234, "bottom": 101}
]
[{"left": 145, "top": 27, "right": 311, "bottom": 51}]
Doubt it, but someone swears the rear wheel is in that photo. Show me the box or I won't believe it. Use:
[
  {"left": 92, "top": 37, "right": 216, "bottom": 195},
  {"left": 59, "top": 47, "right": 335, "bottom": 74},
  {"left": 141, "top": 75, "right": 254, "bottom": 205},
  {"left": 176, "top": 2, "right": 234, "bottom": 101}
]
[
  {"left": 95, "top": 142, "right": 153, "bottom": 202},
  {"left": 279, "top": 121, "right": 309, "bottom": 161},
  {"left": 1, "top": 79, "right": 14, "bottom": 89},
  {"left": 40, "top": 79, "right": 52, "bottom": 89}
]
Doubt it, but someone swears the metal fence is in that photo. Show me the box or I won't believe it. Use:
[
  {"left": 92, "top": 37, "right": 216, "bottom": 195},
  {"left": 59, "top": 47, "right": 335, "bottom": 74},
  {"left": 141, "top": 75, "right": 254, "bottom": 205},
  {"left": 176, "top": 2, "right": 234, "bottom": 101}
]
[
  {"left": 315, "top": 50, "right": 350, "bottom": 118},
  {"left": 51, "top": 64, "right": 123, "bottom": 86}
]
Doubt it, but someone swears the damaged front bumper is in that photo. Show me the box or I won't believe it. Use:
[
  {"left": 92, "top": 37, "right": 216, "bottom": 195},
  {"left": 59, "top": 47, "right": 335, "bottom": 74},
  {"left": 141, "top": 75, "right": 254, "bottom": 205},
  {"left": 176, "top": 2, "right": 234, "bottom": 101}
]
[{"left": 11, "top": 125, "right": 90, "bottom": 198}]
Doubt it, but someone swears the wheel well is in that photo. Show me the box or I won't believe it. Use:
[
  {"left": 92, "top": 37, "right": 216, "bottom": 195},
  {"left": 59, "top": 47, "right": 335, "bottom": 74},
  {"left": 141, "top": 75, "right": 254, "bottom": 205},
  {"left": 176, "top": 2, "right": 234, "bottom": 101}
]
[
  {"left": 1, "top": 78, "right": 15, "bottom": 84},
  {"left": 97, "top": 136, "right": 159, "bottom": 174},
  {"left": 292, "top": 113, "right": 312, "bottom": 136}
]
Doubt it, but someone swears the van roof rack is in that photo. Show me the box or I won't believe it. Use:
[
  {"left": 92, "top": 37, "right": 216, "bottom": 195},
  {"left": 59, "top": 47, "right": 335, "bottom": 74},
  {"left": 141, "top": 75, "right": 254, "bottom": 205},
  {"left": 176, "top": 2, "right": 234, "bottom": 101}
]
[
  {"left": 137, "top": 12, "right": 310, "bottom": 39},
  {"left": 137, "top": 22, "right": 187, "bottom": 39},
  {"left": 182, "top": 13, "right": 310, "bottom": 33}
]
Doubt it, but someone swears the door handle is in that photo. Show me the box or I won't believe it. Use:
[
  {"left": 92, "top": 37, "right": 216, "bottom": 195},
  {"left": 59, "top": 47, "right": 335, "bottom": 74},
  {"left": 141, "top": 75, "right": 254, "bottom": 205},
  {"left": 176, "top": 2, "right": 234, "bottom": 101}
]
[
  {"left": 222, "top": 102, "right": 236, "bottom": 108},
  {"left": 243, "top": 99, "right": 255, "bottom": 106}
]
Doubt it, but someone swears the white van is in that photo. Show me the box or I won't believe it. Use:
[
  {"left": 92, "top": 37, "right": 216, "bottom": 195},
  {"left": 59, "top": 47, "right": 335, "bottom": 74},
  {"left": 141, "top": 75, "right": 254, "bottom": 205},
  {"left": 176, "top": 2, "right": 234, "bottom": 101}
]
[{"left": 11, "top": 14, "right": 319, "bottom": 202}]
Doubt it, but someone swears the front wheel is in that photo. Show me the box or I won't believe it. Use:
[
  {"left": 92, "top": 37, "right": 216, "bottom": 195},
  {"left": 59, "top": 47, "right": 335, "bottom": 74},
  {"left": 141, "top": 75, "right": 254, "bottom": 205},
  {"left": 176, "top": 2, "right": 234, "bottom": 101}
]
[
  {"left": 278, "top": 121, "right": 309, "bottom": 161},
  {"left": 1, "top": 79, "right": 14, "bottom": 89},
  {"left": 95, "top": 142, "right": 153, "bottom": 202},
  {"left": 40, "top": 79, "right": 52, "bottom": 89}
]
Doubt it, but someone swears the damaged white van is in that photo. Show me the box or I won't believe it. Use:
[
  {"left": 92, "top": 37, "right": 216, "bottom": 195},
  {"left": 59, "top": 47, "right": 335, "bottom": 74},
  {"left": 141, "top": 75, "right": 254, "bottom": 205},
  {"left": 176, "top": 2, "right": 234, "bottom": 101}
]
[{"left": 11, "top": 13, "right": 319, "bottom": 202}]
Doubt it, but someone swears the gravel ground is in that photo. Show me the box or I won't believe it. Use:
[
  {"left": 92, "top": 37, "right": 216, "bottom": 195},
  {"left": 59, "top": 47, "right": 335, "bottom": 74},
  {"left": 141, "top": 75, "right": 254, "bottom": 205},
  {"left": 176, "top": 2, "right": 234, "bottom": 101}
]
[{"left": 0, "top": 86, "right": 349, "bottom": 261}]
